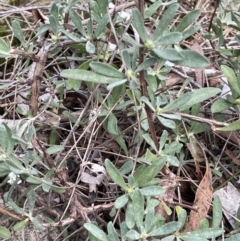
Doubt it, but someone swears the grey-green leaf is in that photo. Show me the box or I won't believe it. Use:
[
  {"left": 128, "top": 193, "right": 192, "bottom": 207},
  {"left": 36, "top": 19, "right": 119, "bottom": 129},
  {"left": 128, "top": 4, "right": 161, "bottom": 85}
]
[
  {"left": 69, "top": 9, "right": 87, "bottom": 37},
  {"left": 152, "top": 48, "right": 182, "bottom": 61},
  {"left": 221, "top": 65, "right": 240, "bottom": 99},
  {"left": 0, "top": 38, "right": 11, "bottom": 58},
  {"left": 153, "top": 3, "right": 179, "bottom": 40},
  {"left": 93, "top": 13, "right": 109, "bottom": 39},
  {"left": 180, "top": 87, "right": 221, "bottom": 110},
  {"left": 0, "top": 226, "right": 11, "bottom": 239},
  {"left": 211, "top": 98, "right": 232, "bottom": 113},
  {"left": 107, "top": 222, "right": 120, "bottom": 241},
  {"left": 173, "top": 50, "right": 209, "bottom": 68},
  {"left": 61, "top": 69, "right": 122, "bottom": 84},
  {"left": 115, "top": 194, "right": 129, "bottom": 209},
  {"left": 132, "top": 8, "right": 147, "bottom": 42},
  {"left": 126, "top": 230, "right": 141, "bottom": 240},
  {"left": 162, "top": 91, "right": 193, "bottom": 112},
  {"left": 148, "top": 222, "right": 180, "bottom": 236},
  {"left": 105, "top": 159, "right": 128, "bottom": 191},
  {"left": 90, "top": 62, "right": 125, "bottom": 78},
  {"left": 134, "top": 157, "right": 166, "bottom": 187},
  {"left": 132, "top": 189, "right": 144, "bottom": 229},
  {"left": 155, "top": 32, "right": 182, "bottom": 46},
  {"left": 176, "top": 9, "right": 200, "bottom": 32},
  {"left": 12, "top": 20, "right": 26, "bottom": 47},
  {"left": 140, "top": 186, "right": 165, "bottom": 196},
  {"left": 212, "top": 195, "right": 222, "bottom": 228},
  {"left": 216, "top": 119, "right": 240, "bottom": 131},
  {"left": 84, "top": 223, "right": 109, "bottom": 241},
  {"left": 86, "top": 41, "right": 95, "bottom": 54},
  {"left": 179, "top": 228, "right": 224, "bottom": 239}
]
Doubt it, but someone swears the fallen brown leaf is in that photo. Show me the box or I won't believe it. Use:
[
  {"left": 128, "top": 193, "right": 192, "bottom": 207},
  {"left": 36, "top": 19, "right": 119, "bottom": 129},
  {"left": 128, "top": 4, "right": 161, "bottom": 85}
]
[
  {"left": 183, "top": 145, "right": 213, "bottom": 232},
  {"left": 225, "top": 149, "right": 240, "bottom": 166}
]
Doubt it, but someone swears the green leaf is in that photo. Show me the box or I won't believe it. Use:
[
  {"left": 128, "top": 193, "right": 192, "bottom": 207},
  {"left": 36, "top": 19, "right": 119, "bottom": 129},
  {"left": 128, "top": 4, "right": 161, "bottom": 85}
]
[
  {"left": 46, "top": 145, "right": 64, "bottom": 155},
  {"left": 97, "top": 0, "right": 108, "bottom": 15},
  {"left": 119, "top": 160, "right": 133, "bottom": 175},
  {"left": 140, "top": 96, "right": 156, "bottom": 111},
  {"left": 42, "top": 182, "right": 52, "bottom": 193},
  {"left": 107, "top": 222, "right": 120, "bottom": 241},
  {"left": 50, "top": 2, "right": 58, "bottom": 21},
  {"left": 180, "top": 87, "right": 221, "bottom": 110},
  {"left": 152, "top": 48, "right": 182, "bottom": 61},
  {"left": 134, "top": 157, "right": 166, "bottom": 188},
  {"left": 105, "top": 159, "right": 128, "bottom": 191},
  {"left": 165, "top": 155, "right": 180, "bottom": 167},
  {"left": 122, "top": 49, "right": 131, "bottom": 69},
  {"left": 27, "top": 189, "right": 36, "bottom": 216},
  {"left": 212, "top": 195, "right": 222, "bottom": 228},
  {"left": 157, "top": 116, "right": 176, "bottom": 129},
  {"left": 132, "top": 8, "right": 147, "bottom": 42},
  {"left": 69, "top": 9, "right": 87, "bottom": 37},
  {"left": 7, "top": 200, "right": 27, "bottom": 216},
  {"left": 0, "top": 123, "right": 14, "bottom": 155},
  {"left": 0, "top": 226, "right": 11, "bottom": 239},
  {"left": 225, "top": 234, "right": 240, "bottom": 241},
  {"left": 115, "top": 194, "right": 129, "bottom": 209},
  {"left": 132, "top": 189, "right": 144, "bottom": 229},
  {"left": 148, "top": 221, "right": 180, "bottom": 236},
  {"left": 142, "top": 133, "right": 158, "bottom": 152},
  {"left": 153, "top": 3, "right": 179, "bottom": 40},
  {"left": 90, "top": 62, "right": 125, "bottom": 78},
  {"left": 26, "top": 177, "right": 42, "bottom": 184},
  {"left": 12, "top": 20, "right": 26, "bottom": 47},
  {"left": 211, "top": 98, "right": 232, "bottom": 113},
  {"left": 84, "top": 223, "right": 108, "bottom": 241},
  {"left": 162, "top": 92, "right": 193, "bottom": 112},
  {"left": 236, "top": 205, "right": 240, "bottom": 228},
  {"left": 159, "top": 130, "right": 168, "bottom": 151},
  {"left": 144, "top": 1, "right": 163, "bottom": 19},
  {"left": 140, "top": 107, "right": 149, "bottom": 131},
  {"left": 93, "top": 13, "right": 109, "bottom": 39},
  {"left": 182, "top": 25, "right": 201, "bottom": 40},
  {"left": 140, "top": 186, "right": 165, "bottom": 196},
  {"left": 106, "top": 113, "right": 128, "bottom": 154},
  {"left": 173, "top": 50, "right": 209, "bottom": 68},
  {"left": 36, "top": 24, "right": 50, "bottom": 36},
  {"left": 31, "top": 217, "right": 45, "bottom": 230},
  {"left": 216, "top": 119, "right": 240, "bottom": 131},
  {"left": 176, "top": 206, "right": 187, "bottom": 230},
  {"left": 107, "top": 79, "right": 127, "bottom": 90},
  {"left": 66, "top": 78, "right": 81, "bottom": 91},
  {"left": 155, "top": 32, "right": 182, "bottom": 46},
  {"left": 135, "top": 57, "right": 158, "bottom": 73},
  {"left": 126, "top": 201, "right": 135, "bottom": 229},
  {"left": 86, "top": 41, "right": 95, "bottom": 54},
  {"left": 176, "top": 9, "right": 200, "bottom": 32},
  {"left": 126, "top": 230, "right": 141, "bottom": 240},
  {"left": 160, "top": 235, "right": 175, "bottom": 241},
  {"left": 61, "top": 69, "right": 122, "bottom": 84},
  {"left": 13, "top": 218, "right": 29, "bottom": 231},
  {"left": 120, "top": 222, "right": 128, "bottom": 241},
  {"left": 200, "top": 218, "right": 209, "bottom": 229},
  {"left": 49, "top": 15, "right": 58, "bottom": 35},
  {"left": 160, "top": 113, "right": 181, "bottom": 120},
  {"left": 60, "top": 28, "right": 82, "bottom": 42},
  {"left": 0, "top": 38, "right": 11, "bottom": 58},
  {"left": 179, "top": 228, "right": 224, "bottom": 239},
  {"left": 221, "top": 65, "right": 240, "bottom": 99},
  {"left": 0, "top": 38, "right": 10, "bottom": 52},
  {"left": 51, "top": 186, "right": 66, "bottom": 194}
]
